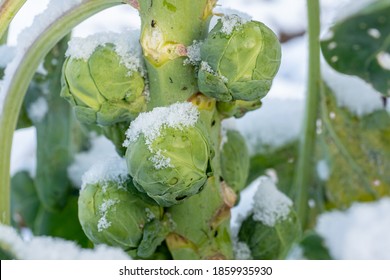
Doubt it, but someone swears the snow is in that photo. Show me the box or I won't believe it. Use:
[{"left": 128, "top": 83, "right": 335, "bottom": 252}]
[
  {"left": 220, "top": 14, "right": 249, "bottom": 35},
  {"left": 252, "top": 177, "right": 293, "bottom": 227},
  {"left": 332, "top": 0, "right": 377, "bottom": 22},
  {"left": 367, "top": 28, "right": 381, "bottom": 39},
  {"left": 0, "top": 224, "right": 130, "bottom": 259},
  {"left": 316, "top": 160, "right": 330, "bottom": 181},
  {"left": 0, "top": 45, "right": 16, "bottom": 68},
  {"left": 81, "top": 156, "right": 129, "bottom": 190},
  {"left": 123, "top": 102, "right": 199, "bottom": 169},
  {"left": 27, "top": 97, "right": 48, "bottom": 123},
  {"left": 200, "top": 61, "right": 228, "bottom": 83},
  {"left": 233, "top": 240, "right": 253, "bottom": 260},
  {"left": 98, "top": 199, "right": 118, "bottom": 232},
  {"left": 67, "top": 135, "right": 118, "bottom": 188},
  {"left": 322, "top": 61, "right": 384, "bottom": 117},
  {"left": 65, "top": 30, "right": 145, "bottom": 76},
  {"left": 236, "top": 98, "right": 303, "bottom": 154},
  {"left": 184, "top": 40, "right": 202, "bottom": 66},
  {"left": 316, "top": 198, "right": 390, "bottom": 259},
  {"left": 377, "top": 52, "right": 390, "bottom": 71},
  {"left": 11, "top": 127, "right": 36, "bottom": 178}
]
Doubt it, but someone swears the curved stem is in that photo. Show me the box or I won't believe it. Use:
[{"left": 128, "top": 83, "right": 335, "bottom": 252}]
[
  {"left": 0, "top": 0, "right": 27, "bottom": 40},
  {"left": 0, "top": 0, "right": 125, "bottom": 225},
  {"left": 293, "top": 0, "right": 321, "bottom": 228}
]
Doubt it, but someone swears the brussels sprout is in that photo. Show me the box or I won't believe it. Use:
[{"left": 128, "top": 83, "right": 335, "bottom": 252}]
[
  {"left": 78, "top": 173, "right": 163, "bottom": 253},
  {"left": 198, "top": 15, "right": 281, "bottom": 102},
  {"left": 124, "top": 102, "right": 211, "bottom": 207},
  {"left": 220, "top": 129, "right": 249, "bottom": 193},
  {"left": 61, "top": 41, "right": 147, "bottom": 126},
  {"left": 217, "top": 99, "right": 262, "bottom": 118}
]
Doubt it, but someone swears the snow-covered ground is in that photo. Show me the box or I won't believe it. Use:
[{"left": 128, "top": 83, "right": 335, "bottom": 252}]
[{"left": 3, "top": 0, "right": 390, "bottom": 259}]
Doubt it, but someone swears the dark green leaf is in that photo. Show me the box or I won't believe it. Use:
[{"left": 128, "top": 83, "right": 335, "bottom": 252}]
[{"left": 321, "top": 0, "right": 390, "bottom": 96}]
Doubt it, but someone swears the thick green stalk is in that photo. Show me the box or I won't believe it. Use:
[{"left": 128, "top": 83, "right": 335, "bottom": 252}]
[
  {"left": 0, "top": 0, "right": 124, "bottom": 225},
  {"left": 138, "top": 0, "right": 212, "bottom": 108},
  {"left": 0, "top": 0, "right": 27, "bottom": 40},
  {"left": 294, "top": 0, "right": 321, "bottom": 228}
]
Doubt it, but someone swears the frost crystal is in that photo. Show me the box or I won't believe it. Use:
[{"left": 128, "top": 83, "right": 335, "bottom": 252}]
[
  {"left": 66, "top": 30, "right": 145, "bottom": 76},
  {"left": 184, "top": 40, "right": 203, "bottom": 66},
  {"left": 97, "top": 199, "right": 118, "bottom": 232},
  {"left": 123, "top": 102, "right": 199, "bottom": 169},
  {"left": 81, "top": 157, "right": 129, "bottom": 190},
  {"left": 252, "top": 177, "right": 293, "bottom": 227},
  {"left": 220, "top": 14, "right": 249, "bottom": 35},
  {"left": 200, "top": 61, "right": 228, "bottom": 83},
  {"left": 27, "top": 97, "right": 48, "bottom": 123}
]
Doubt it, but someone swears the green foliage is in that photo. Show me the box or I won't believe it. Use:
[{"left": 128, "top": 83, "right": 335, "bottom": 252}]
[
  {"left": 220, "top": 129, "right": 249, "bottom": 193},
  {"left": 238, "top": 210, "right": 301, "bottom": 260},
  {"left": 198, "top": 17, "right": 281, "bottom": 102},
  {"left": 298, "top": 231, "right": 332, "bottom": 260},
  {"left": 321, "top": 0, "right": 390, "bottom": 96},
  {"left": 317, "top": 85, "right": 390, "bottom": 208}
]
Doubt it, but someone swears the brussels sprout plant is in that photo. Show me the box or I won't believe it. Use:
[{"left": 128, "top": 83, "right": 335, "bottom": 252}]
[{"left": 1, "top": 0, "right": 390, "bottom": 260}]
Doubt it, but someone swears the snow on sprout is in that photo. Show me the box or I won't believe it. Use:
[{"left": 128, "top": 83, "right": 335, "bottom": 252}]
[
  {"left": 233, "top": 240, "right": 253, "bottom": 260},
  {"left": 316, "top": 198, "right": 390, "bottom": 259},
  {"left": 252, "top": 177, "right": 293, "bottom": 227},
  {"left": 66, "top": 30, "right": 145, "bottom": 76},
  {"left": 98, "top": 199, "right": 119, "bottom": 232},
  {"left": 220, "top": 14, "right": 249, "bottom": 35},
  {"left": 0, "top": 224, "right": 130, "bottom": 259},
  {"left": 184, "top": 40, "right": 203, "bottom": 66},
  {"left": 200, "top": 61, "right": 228, "bottom": 83},
  {"left": 68, "top": 135, "right": 117, "bottom": 187},
  {"left": 27, "top": 97, "right": 48, "bottom": 123},
  {"left": 81, "top": 156, "right": 129, "bottom": 190},
  {"left": 123, "top": 102, "right": 199, "bottom": 169}
]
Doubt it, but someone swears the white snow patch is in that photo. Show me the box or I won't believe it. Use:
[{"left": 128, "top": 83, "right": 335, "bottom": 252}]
[
  {"left": 68, "top": 135, "right": 117, "bottom": 187},
  {"left": 81, "top": 156, "right": 129, "bottom": 190},
  {"left": 286, "top": 244, "right": 306, "bottom": 260},
  {"left": 233, "top": 240, "right": 253, "bottom": 260},
  {"left": 123, "top": 102, "right": 199, "bottom": 169},
  {"left": 97, "top": 199, "right": 119, "bottom": 232},
  {"left": 0, "top": 224, "right": 129, "bottom": 259},
  {"left": 322, "top": 60, "right": 383, "bottom": 117},
  {"left": 317, "top": 160, "right": 330, "bottom": 181},
  {"left": 252, "top": 177, "right": 293, "bottom": 227},
  {"left": 316, "top": 198, "right": 390, "bottom": 260},
  {"left": 367, "top": 28, "right": 381, "bottom": 39},
  {"left": 0, "top": 45, "right": 16, "bottom": 67},
  {"left": 377, "top": 52, "right": 390, "bottom": 71},
  {"left": 66, "top": 30, "right": 145, "bottom": 76},
  {"left": 200, "top": 61, "right": 228, "bottom": 83},
  {"left": 332, "top": 0, "right": 377, "bottom": 22},
  {"left": 11, "top": 127, "right": 36, "bottom": 178},
  {"left": 27, "top": 97, "right": 48, "bottom": 123},
  {"left": 220, "top": 14, "right": 249, "bottom": 35},
  {"left": 184, "top": 40, "right": 203, "bottom": 66},
  {"left": 236, "top": 98, "right": 303, "bottom": 154}
]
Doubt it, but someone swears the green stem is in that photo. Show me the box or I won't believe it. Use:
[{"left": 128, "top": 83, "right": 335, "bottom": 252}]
[
  {"left": 294, "top": 0, "right": 321, "bottom": 228},
  {"left": 0, "top": 0, "right": 27, "bottom": 41},
  {"left": 0, "top": 0, "right": 124, "bottom": 225}
]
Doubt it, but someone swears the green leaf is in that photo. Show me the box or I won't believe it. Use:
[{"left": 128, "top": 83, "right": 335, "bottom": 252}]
[
  {"left": 321, "top": 0, "right": 390, "bottom": 96},
  {"left": 247, "top": 142, "right": 298, "bottom": 195},
  {"left": 238, "top": 210, "right": 301, "bottom": 260},
  {"left": 11, "top": 171, "right": 40, "bottom": 229},
  {"left": 0, "top": 0, "right": 27, "bottom": 40},
  {"left": 299, "top": 231, "right": 332, "bottom": 260},
  {"left": 34, "top": 195, "right": 90, "bottom": 248},
  {"left": 317, "top": 84, "right": 390, "bottom": 208}
]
